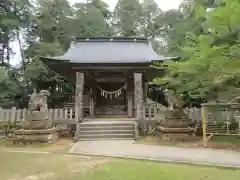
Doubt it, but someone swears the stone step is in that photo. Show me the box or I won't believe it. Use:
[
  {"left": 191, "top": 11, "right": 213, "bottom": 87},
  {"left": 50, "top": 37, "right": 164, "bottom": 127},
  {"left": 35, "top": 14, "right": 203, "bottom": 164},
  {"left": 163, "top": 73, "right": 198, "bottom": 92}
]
[
  {"left": 78, "top": 134, "right": 135, "bottom": 139},
  {"left": 96, "top": 112, "right": 126, "bottom": 114},
  {"left": 76, "top": 121, "right": 137, "bottom": 141},
  {"left": 96, "top": 110, "right": 126, "bottom": 113},
  {"left": 76, "top": 138, "right": 135, "bottom": 141},
  {"left": 79, "top": 130, "right": 135, "bottom": 135},
  {"left": 79, "top": 123, "right": 135, "bottom": 128},
  {"left": 97, "top": 109, "right": 125, "bottom": 112},
  {"left": 93, "top": 115, "right": 129, "bottom": 118},
  {"left": 97, "top": 106, "right": 125, "bottom": 109},
  {"left": 79, "top": 126, "right": 135, "bottom": 130},
  {"left": 97, "top": 107, "right": 125, "bottom": 110},
  {"left": 97, "top": 108, "right": 125, "bottom": 111}
]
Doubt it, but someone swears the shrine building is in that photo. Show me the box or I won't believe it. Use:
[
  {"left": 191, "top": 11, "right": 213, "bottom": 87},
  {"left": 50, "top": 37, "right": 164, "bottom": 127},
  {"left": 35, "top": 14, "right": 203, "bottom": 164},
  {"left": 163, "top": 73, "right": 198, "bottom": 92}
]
[{"left": 41, "top": 37, "right": 174, "bottom": 140}]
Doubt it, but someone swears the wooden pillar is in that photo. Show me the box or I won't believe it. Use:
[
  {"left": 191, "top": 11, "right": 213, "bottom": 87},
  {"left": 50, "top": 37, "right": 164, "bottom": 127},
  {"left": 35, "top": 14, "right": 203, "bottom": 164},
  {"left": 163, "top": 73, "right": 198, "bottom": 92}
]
[
  {"left": 91, "top": 80, "right": 97, "bottom": 117},
  {"left": 89, "top": 88, "right": 94, "bottom": 117},
  {"left": 134, "top": 73, "right": 144, "bottom": 120},
  {"left": 92, "top": 97, "right": 96, "bottom": 117},
  {"left": 127, "top": 79, "right": 133, "bottom": 118},
  {"left": 75, "top": 72, "right": 84, "bottom": 122}
]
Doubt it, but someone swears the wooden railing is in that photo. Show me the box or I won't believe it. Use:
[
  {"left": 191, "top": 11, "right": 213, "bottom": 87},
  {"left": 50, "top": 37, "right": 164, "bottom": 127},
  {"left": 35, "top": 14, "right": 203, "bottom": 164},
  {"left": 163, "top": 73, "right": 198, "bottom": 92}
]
[
  {"left": 142, "top": 103, "right": 166, "bottom": 121},
  {"left": 0, "top": 107, "right": 28, "bottom": 124},
  {"left": 49, "top": 108, "right": 75, "bottom": 124},
  {"left": 0, "top": 106, "right": 208, "bottom": 124},
  {"left": 142, "top": 104, "right": 203, "bottom": 122},
  {"left": 0, "top": 107, "right": 76, "bottom": 125},
  {"left": 143, "top": 103, "right": 157, "bottom": 120},
  {"left": 64, "top": 102, "right": 90, "bottom": 117}
]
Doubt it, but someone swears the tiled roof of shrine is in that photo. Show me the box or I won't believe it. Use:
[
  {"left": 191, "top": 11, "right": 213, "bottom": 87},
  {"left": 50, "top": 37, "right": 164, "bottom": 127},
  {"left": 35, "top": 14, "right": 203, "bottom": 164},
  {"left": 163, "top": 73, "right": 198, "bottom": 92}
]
[{"left": 41, "top": 37, "right": 176, "bottom": 64}]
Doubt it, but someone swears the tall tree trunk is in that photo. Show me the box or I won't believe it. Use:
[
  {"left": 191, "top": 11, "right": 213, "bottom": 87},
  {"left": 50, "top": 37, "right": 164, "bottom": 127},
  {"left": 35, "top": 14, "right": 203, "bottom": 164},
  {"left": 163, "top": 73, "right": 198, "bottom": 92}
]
[
  {"left": 1, "top": 27, "right": 9, "bottom": 66},
  {"left": 6, "top": 34, "right": 10, "bottom": 64},
  {"left": 16, "top": 28, "right": 28, "bottom": 88},
  {"left": 16, "top": 28, "right": 25, "bottom": 70}
]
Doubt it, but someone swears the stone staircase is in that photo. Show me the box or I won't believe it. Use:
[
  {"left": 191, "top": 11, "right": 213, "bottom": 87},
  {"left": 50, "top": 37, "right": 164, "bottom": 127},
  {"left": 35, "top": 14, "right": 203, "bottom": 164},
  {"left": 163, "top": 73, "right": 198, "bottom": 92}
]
[
  {"left": 75, "top": 121, "right": 138, "bottom": 141},
  {"left": 96, "top": 105, "right": 126, "bottom": 116}
]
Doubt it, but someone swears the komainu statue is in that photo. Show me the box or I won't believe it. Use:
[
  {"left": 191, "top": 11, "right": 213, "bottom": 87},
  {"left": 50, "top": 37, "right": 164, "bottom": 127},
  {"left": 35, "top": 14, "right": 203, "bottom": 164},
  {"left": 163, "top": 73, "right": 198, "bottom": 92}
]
[
  {"left": 28, "top": 90, "right": 51, "bottom": 112},
  {"left": 23, "top": 89, "right": 52, "bottom": 129},
  {"left": 164, "top": 89, "right": 184, "bottom": 111},
  {"left": 156, "top": 89, "right": 196, "bottom": 141},
  {"left": 14, "top": 89, "right": 57, "bottom": 144}
]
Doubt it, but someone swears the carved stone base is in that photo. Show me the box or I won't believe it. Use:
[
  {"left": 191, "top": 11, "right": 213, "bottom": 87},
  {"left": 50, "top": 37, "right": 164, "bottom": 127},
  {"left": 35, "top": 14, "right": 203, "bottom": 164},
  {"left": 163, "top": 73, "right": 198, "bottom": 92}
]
[
  {"left": 156, "top": 126, "right": 194, "bottom": 133},
  {"left": 156, "top": 115, "right": 196, "bottom": 141},
  {"left": 14, "top": 128, "right": 58, "bottom": 144},
  {"left": 22, "top": 120, "right": 52, "bottom": 130},
  {"left": 159, "top": 119, "right": 193, "bottom": 128},
  {"left": 156, "top": 130, "right": 196, "bottom": 141},
  {"left": 26, "top": 111, "right": 49, "bottom": 121},
  {"left": 14, "top": 128, "right": 56, "bottom": 135},
  {"left": 23, "top": 111, "right": 52, "bottom": 130}
]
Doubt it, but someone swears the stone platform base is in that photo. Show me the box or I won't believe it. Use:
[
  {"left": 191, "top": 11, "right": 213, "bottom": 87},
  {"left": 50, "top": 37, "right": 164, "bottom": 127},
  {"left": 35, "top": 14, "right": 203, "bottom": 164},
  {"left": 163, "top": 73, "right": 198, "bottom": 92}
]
[
  {"left": 156, "top": 126, "right": 196, "bottom": 141},
  {"left": 14, "top": 128, "right": 58, "bottom": 144},
  {"left": 156, "top": 126, "right": 195, "bottom": 133},
  {"left": 157, "top": 132, "right": 196, "bottom": 141}
]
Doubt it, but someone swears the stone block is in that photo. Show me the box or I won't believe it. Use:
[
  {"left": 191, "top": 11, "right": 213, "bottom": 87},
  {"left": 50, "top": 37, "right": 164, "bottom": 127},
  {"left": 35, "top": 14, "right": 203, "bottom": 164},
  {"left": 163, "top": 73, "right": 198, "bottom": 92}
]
[
  {"left": 15, "top": 133, "right": 58, "bottom": 144},
  {"left": 159, "top": 119, "right": 191, "bottom": 128},
  {"left": 26, "top": 111, "right": 49, "bottom": 121},
  {"left": 164, "top": 109, "right": 188, "bottom": 119},
  {"left": 14, "top": 128, "right": 57, "bottom": 135},
  {"left": 22, "top": 119, "right": 52, "bottom": 130}
]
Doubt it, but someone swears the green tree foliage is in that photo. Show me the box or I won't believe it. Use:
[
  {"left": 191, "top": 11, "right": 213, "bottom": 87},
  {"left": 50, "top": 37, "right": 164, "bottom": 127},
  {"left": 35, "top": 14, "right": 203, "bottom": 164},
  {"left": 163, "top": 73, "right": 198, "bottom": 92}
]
[
  {"left": 139, "top": 0, "right": 161, "bottom": 38},
  {"left": 89, "top": 0, "right": 112, "bottom": 20},
  {"left": 74, "top": 2, "right": 112, "bottom": 37},
  {"left": 1, "top": 0, "right": 33, "bottom": 66},
  {"left": 28, "top": 0, "right": 74, "bottom": 50},
  {"left": 25, "top": 42, "right": 64, "bottom": 85},
  {"left": 22, "top": 0, "right": 74, "bottom": 92},
  {"left": 0, "top": 67, "right": 24, "bottom": 107},
  {"left": 154, "top": 0, "right": 240, "bottom": 102},
  {"left": 2, "top": 0, "right": 240, "bottom": 107},
  {"left": 114, "top": 0, "right": 142, "bottom": 36}
]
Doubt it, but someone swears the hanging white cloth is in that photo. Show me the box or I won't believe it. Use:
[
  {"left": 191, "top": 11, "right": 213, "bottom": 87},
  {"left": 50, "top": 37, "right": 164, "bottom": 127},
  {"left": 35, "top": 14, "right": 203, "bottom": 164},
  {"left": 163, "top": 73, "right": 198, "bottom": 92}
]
[{"left": 96, "top": 84, "right": 126, "bottom": 99}]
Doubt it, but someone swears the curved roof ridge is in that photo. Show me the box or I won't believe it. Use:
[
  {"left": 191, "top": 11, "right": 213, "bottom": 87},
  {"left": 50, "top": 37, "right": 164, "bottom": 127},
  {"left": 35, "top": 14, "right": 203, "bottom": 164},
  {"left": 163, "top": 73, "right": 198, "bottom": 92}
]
[
  {"left": 41, "top": 36, "right": 178, "bottom": 64},
  {"left": 75, "top": 36, "right": 148, "bottom": 43}
]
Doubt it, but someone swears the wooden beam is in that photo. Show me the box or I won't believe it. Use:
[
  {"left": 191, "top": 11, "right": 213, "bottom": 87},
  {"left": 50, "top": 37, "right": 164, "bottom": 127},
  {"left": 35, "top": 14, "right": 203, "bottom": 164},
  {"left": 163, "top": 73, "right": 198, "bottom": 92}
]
[
  {"left": 89, "top": 88, "right": 94, "bottom": 117},
  {"left": 95, "top": 77, "right": 127, "bottom": 82}
]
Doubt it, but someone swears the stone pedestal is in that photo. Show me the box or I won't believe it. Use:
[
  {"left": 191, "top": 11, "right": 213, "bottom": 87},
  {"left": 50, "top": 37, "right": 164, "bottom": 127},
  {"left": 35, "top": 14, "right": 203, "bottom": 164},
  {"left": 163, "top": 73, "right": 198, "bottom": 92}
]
[
  {"left": 14, "top": 111, "right": 57, "bottom": 144},
  {"left": 156, "top": 109, "right": 196, "bottom": 141},
  {"left": 14, "top": 128, "right": 58, "bottom": 143},
  {"left": 22, "top": 111, "right": 52, "bottom": 129}
]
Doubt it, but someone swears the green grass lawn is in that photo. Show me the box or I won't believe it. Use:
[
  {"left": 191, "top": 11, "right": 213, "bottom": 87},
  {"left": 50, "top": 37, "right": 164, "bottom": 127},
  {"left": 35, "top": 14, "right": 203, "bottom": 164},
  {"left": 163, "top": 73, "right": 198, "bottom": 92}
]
[
  {"left": 0, "top": 151, "right": 239, "bottom": 180},
  {"left": 210, "top": 135, "right": 240, "bottom": 145},
  {"left": 86, "top": 160, "right": 240, "bottom": 180}
]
